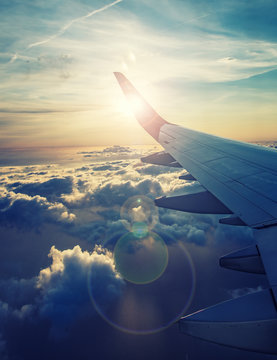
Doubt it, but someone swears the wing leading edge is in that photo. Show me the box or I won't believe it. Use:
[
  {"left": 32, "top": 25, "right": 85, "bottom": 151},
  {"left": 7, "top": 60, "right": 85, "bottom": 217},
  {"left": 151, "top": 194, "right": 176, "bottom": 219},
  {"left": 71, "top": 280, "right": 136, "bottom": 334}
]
[{"left": 114, "top": 72, "right": 277, "bottom": 354}]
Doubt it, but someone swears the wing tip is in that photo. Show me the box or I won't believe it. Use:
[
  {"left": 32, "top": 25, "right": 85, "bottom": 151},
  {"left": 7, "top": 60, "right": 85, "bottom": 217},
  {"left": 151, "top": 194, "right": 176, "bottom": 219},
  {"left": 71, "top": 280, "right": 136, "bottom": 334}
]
[
  {"left": 113, "top": 72, "right": 124, "bottom": 81},
  {"left": 113, "top": 71, "right": 169, "bottom": 141}
]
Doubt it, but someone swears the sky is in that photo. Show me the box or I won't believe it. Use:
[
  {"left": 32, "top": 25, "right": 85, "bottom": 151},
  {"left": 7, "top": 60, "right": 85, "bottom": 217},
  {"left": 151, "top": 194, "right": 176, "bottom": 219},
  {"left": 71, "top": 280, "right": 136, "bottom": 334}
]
[
  {"left": 0, "top": 0, "right": 277, "bottom": 147},
  {"left": 1, "top": 1, "right": 277, "bottom": 360}
]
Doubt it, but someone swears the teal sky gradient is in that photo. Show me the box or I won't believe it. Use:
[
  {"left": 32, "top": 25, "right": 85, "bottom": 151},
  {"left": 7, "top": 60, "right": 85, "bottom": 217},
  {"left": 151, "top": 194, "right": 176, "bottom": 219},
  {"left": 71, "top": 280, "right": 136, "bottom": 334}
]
[{"left": 1, "top": 0, "right": 277, "bottom": 147}]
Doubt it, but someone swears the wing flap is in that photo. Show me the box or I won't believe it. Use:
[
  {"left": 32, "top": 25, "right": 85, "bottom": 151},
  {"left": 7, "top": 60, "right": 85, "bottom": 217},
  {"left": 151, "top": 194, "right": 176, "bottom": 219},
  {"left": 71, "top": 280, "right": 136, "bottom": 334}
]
[
  {"left": 219, "top": 216, "right": 246, "bottom": 226},
  {"left": 155, "top": 190, "right": 232, "bottom": 214},
  {"left": 220, "top": 245, "right": 265, "bottom": 274},
  {"left": 141, "top": 151, "right": 181, "bottom": 167},
  {"left": 179, "top": 174, "right": 196, "bottom": 181}
]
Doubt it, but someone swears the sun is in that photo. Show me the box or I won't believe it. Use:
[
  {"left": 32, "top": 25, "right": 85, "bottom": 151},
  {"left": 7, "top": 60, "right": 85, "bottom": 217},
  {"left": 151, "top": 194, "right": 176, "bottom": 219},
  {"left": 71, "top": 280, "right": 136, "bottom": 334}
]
[
  {"left": 128, "top": 95, "right": 146, "bottom": 114},
  {"left": 116, "top": 93, "right": 147, "bottom": 119}
]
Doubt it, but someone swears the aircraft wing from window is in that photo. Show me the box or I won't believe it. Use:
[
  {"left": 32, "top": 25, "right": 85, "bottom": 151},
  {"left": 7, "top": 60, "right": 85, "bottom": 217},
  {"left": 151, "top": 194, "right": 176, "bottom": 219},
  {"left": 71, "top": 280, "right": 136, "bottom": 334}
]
[{"left": 114, "top": 72, "right": 277, "bottom": 354}]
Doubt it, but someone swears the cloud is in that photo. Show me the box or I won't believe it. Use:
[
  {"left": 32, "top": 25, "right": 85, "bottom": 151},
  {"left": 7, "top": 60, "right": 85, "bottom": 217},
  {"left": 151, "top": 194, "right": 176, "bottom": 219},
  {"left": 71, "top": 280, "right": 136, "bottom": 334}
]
[
  {"left": 102, "top": 145, "right": 132, "bottom": 153},
  {"left": 0, "top": 190, "right": 75, "bottom": 228},
  {"left": 0, "top": 147, "right": 268, "bottom": 360},
  {"left": 0, "top": 108, "right": 84, "bottom": 114},
  {"left": 79, "top": 146, "right": 136, "bottom": 159},
  {"left": 0, "top": 150, "right": 255, "bottom": 250},
  {"left": 2, "top": 0, "right": 277, "bottom": 148},
  {"left": 0, "top": 278, "right": 38, "bottom": 308},
  {"left": 92, "top": 164, "right": 120, "bottom": 171},
  {"left": 26, "top": 0, "right": 123, "bottom": 50},
  {"left": 135, "top": 164, "right": 181, "bottom": 176},
  {"left": 218, "top": 57, "right": 237, "bottom": 63},
  {"left": 228, "top": 285, "right": 264, "bottom": 299},
  {"left": 0, "top": 151, "right": 255, "bottom": 254},
  {"left": 0, "top": 334, "right": 7, "bottom": 360},
  {"left": 0, "top": 154, "right": 217, "bottom": 249},
  {"left": 214, "top": 223, "right": 254, "bottom": 248},
  {"left": 8, "top": 52, "right": 36, "bottom": 64},
  {"left": 0, "top": 152, "right": 247, "bottom": 249},
  {"left": 0, "top": 244, "right": 124, "bottom": 346},
  {"left": 92, "top": 178, "right": 163, "bottom": 207},
  {"left": 154, "top": 217, "right": 209, "bottom": 246},
  {"left": 36, "top": 245, "right": 124, "bottom": 338},
  {"left": 186, "top": 227, "right": 206, "bottom": 246},
  {"left": 8, "top": 176, "right": 74, "bottom": 201}
]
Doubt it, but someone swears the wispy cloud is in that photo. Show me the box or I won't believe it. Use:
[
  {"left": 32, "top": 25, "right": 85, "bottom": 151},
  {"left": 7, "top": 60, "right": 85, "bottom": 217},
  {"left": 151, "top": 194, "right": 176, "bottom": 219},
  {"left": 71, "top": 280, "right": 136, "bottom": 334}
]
[
  {"left": 2, "top": 0, "right": 277, "bottom": 147},
  {"left": 9, "top": 53, "right": 36, "bottom": 64},
  {"left": 0, "top": 108, "right": 92, "bottom": 114},
  {"left": 27, "top": 0, "right": 123, "bottom": 50}
]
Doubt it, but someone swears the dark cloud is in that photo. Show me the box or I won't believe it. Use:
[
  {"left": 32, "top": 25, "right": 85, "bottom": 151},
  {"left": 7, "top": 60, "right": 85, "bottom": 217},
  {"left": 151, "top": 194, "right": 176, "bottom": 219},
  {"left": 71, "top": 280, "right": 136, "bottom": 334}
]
[
  {"left": 92, "top": 179, "right": 163, "bottom": 207},
  {"left": 0, "top": 334, "right": 7, "bottom": 360},
  {"left": 79, "top": 145, "right": 132, "bottom": 155},
  {"left": 0, "top": 278, "right": 37, "bottom": 308},
  {"left": 214, "top": 223, "right": 254, "bottom": 248},
  {"left": 186, "top": 227, "right": 206, "bottom": 246},
  {"left": 135, "top": 164, "right": 181, "bottom": 176},
  {"left": 0, "top": 245, "right": 124, "bottom": 355},
  {"left": 0, "top": 195, "right": 10, "bottom": 210},
  {"left": 27, "top": 171, "right": 48, "bottom": 176},
  {"left": 0, "top": 192, "right": 75, "bottom": 228},
  {"left": 79, "top": 145, "right": 140, "bottom": 160},
  {"left": 92, "top": 165, "right": 120, "bottom": 171},
  {"left": 75, "top": 166, "right": 90, "bottom": 172},
  {"left": 36, "top": 245, "right": 124, "bottom": 338},
  {"left": 103, "top": 145, "right": 132, "bottom": 153},
  {"left": 8, "top": 176, "right": 73, "bottom": 201}
]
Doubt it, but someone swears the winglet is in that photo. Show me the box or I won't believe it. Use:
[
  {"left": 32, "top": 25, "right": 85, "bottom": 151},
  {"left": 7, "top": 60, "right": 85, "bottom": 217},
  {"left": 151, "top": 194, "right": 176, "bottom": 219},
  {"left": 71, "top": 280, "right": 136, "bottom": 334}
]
[{"left": 114, "top": 72, "right": 168, "bottom": 141}]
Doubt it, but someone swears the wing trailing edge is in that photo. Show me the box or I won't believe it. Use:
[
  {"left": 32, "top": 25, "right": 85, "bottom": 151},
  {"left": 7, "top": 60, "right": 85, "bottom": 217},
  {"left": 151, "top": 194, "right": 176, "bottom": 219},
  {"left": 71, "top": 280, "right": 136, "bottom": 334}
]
[{"left": 179, "top": 289, "right": 277, "bottom": 354}]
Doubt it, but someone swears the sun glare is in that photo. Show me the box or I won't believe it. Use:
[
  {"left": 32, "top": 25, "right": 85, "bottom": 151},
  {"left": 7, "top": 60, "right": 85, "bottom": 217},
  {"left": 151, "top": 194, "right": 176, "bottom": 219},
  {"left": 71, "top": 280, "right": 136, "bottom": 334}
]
[
  {"left": 128, "top": 95, "right": 145, "bottom": 114},
  {"left": 116, "top": 94, "right": 146, "bottom": 119}
]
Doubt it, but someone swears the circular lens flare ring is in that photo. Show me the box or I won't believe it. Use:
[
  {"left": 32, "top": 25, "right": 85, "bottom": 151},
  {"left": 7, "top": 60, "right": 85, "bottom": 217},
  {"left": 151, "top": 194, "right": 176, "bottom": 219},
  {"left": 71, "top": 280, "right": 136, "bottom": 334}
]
[
  {"left": 87, "top": 241, "right": 196, "bottom": 335},
  {"left": 120, "top": 195, "right": 159, "bottom": 232},
  {"left": 131, "top": 221, "right": 149, "bottom": 238},
  {"left": 114, "top": 230, "right": 168, "bottom": 285}
]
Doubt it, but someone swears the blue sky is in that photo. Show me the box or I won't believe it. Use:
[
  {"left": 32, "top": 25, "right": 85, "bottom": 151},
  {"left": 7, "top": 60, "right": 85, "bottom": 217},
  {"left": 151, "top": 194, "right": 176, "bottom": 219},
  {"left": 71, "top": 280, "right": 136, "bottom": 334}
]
[{"left": 0, "top": 0, "right": 277, "bottom": 147}]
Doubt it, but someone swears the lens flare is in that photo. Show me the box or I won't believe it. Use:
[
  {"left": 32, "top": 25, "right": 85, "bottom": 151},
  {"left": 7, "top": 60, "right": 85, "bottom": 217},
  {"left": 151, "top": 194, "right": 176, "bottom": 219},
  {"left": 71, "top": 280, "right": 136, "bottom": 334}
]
[
  {"left": 87, "top": 241, "right": 196, "bottom": 335},
  {"left": 114, "top": 230, "right": 168, "bottom": 285},
  {"left": 87, "top": 195, "right": 196, "bottom": 334},
  {"left": 131, "top": 221, "right": 148, "bottom": 238},
  {"left": 120, "top": 195, "right": 158, "bottom": 232}
]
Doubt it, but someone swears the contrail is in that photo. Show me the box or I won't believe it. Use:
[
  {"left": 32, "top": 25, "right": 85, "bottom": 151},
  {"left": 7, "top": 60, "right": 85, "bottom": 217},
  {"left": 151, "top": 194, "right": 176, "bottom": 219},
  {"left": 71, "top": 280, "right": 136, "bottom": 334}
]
[{"left": 27, "top": 0, "right": 122, "bottom": 49}]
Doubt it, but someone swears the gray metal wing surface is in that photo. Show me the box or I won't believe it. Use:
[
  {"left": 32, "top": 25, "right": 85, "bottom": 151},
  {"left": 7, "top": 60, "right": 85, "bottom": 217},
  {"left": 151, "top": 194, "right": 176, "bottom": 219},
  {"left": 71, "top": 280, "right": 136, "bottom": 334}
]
[{"left": 114, "top": 72, "right": 277, "bottom": 354}]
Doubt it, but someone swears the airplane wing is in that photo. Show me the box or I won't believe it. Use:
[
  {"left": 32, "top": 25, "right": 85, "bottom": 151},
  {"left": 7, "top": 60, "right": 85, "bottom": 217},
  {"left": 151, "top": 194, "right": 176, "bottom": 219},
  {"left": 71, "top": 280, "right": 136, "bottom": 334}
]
[{"left": 114, "top": 72, "right": 277, "bottom": 354}]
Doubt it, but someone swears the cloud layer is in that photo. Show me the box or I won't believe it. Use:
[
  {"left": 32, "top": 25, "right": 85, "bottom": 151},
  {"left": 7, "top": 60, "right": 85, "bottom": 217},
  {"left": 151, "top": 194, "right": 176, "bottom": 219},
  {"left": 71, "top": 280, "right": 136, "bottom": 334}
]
[{"left": 0, "top": 145, "right": 270, "bottom": 359}]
